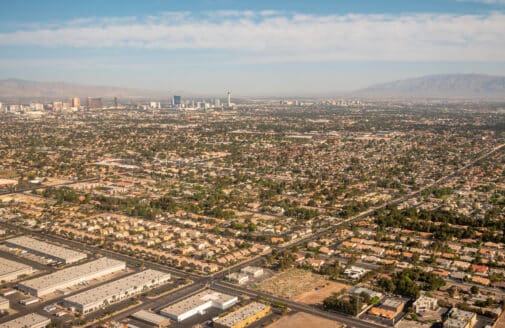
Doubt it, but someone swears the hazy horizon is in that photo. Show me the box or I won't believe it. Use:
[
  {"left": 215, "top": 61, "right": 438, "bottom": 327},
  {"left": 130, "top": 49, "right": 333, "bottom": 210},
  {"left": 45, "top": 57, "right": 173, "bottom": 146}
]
[{"left": 1, "top": 0, "right": 505, "bottom": 95}]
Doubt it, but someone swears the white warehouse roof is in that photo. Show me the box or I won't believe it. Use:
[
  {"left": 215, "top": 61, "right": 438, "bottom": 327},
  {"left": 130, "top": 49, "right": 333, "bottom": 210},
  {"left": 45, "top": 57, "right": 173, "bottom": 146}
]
[
  {"left": 6, "top": 236, "right": 86, "bottom": 264},
  {"left": 18, "top": 257, "right": 126, "bottom": 296}
]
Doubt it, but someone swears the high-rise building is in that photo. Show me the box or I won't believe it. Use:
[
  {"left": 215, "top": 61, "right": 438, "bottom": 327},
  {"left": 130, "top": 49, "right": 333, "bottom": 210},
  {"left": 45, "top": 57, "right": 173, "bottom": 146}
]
[
  {"left": 173, "top": 95, "right": 181, "bottom": 106},
  {"left": 114, "top": 97, "right": 118, "bottom": 109},
  {"left": 52, "top": 101, "right": 63, "bottom": 111},
  {"left": 214, "top": 98, "right": 221, "bottom": 107},
  {"left": 227, "top": 91, "right": 231, "bottom": 107},
  {"left": 71, "top": 97, "right": 80, "bottom": 109},
  {"left": 86, "top": 97, "right": 103, "bottom": 109}
]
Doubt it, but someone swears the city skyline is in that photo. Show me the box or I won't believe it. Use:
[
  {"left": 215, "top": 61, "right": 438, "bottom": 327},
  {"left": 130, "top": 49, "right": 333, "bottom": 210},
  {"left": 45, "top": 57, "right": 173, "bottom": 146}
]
[{"left": 0, "top": 0, "right": 505, "bottom": 95}]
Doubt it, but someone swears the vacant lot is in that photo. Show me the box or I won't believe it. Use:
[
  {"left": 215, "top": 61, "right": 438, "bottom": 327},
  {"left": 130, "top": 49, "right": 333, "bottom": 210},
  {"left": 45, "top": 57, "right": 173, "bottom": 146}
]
[
  {"left": 293, "top": 280, "right": 351, "bottom": 305},
  {"left": 256, "top": 268, "right": 349, "bottom": 302},
  {"left": 266, "top": 312, "right": 342, "bottom": 328}
]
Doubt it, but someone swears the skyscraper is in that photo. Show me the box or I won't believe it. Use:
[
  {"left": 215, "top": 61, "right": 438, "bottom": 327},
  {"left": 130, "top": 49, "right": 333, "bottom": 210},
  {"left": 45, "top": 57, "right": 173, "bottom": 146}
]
[
  {"left": 86, "top": 97, "right": 102, "bottom": 109},
  {"left": 71, "top": 97, "right": 80, "bottom": 109},
  {"left": 173, "top": 95, "right": 181, "bottom": 106},
  {"left": 227, "top": 91, "right": 231, "bottom": 107}
]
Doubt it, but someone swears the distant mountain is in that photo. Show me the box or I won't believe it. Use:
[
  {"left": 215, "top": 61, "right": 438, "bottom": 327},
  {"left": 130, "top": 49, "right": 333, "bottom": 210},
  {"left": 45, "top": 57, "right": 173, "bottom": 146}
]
[
  {"left": 0, "top": 78, "right": 168, "bottom": 101},
  {"left": 354, "top": 74, "right": 505, "bottom": 99}
]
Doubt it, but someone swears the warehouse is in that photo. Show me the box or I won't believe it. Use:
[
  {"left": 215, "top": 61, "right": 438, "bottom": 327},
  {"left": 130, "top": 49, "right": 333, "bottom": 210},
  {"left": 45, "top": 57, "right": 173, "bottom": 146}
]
[
  {"left": 0, "top": 313, "right": 51, "bottom": 328},
  {"left": 0, "top": 257, "right": 33, "bottom": 282},
  {"left": 18, "top": 257, "right": 126, "bottom": 297},
  {"left": 131, "top": 310, "right": 170, "bottom": 328},
  {"left": 160, "top": 290, "right": 238, "bottom": 322},
  {"left": 5, "top": 236, "right": 86, "bottom": 264},
  {"left": 63, "top": 269, "right": 170, "bottom": 314},
  {"left": 214, "top": 302, "right": 271, "bottom": 328}
]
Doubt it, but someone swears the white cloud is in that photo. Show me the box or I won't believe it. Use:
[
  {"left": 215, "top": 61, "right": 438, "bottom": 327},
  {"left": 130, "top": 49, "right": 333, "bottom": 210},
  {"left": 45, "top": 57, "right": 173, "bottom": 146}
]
[
  {"left": 0, "top": 11, "right": 504, "bottom": 62},
  {"left": 457, "top": 0, "right": 505, "bottom": 4}
]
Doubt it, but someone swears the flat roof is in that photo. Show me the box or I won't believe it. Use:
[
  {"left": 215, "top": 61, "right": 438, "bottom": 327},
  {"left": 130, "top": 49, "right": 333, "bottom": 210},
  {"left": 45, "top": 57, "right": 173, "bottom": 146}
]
[
  {"left": 214, "top": 302, "right": 269, "bottom": 328},
  {"left": 0, "top": 313, "right": 51, "bottom": 328},
  {"left": 6, "top": 236, "right": 86, "bottom": 262},
  {"left": 161, "top": 290, "right": 236, "bottom": 317},
  {"left": 19, "top": 257, "right": 125, "bottom": 291},
  {"left": 0, "top": 257, "right": 32, "bottom": 277},
  {"left": 131, "top": 310, "right": 169, "bottom": 325},
  {"left": 64, "top": 269, "right": 170, "bottom": 307}
]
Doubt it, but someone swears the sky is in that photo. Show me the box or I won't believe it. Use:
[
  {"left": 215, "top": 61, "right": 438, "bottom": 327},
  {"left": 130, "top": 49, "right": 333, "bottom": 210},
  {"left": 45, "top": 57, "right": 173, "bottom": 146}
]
[{"left": 0, "top": 0, "right": 504, "bottom": 96}]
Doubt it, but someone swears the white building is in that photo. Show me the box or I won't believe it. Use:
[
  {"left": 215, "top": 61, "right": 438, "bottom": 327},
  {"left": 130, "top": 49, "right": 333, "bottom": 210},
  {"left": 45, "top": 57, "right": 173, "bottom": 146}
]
[
  {"left": 160, "top": 290, "right": 238, "bottom": 322},
  {"left": 18, "top": 257, "right": 126, "bottom": 297},
  {"left": 444, "top": 308, "right": 477, "bottom": 328},
  {"left": 414, "top": 295, "right": 438, "bottom": 313},
  {"left": 63, "top": 269, "right": 170, "bottom": 314},
  {"left": 240, "top": 266, "right": 264, "bottom": 278},
  {"left": 344, "top": 266, "right": 369, "bottom": 280},
  {"left": 0, "top": 257, "right": 33, "bottom": 283},
  {"left": 6, "top": 236, "right": 87, "bottom": 264},
  {"left": 0, "top": 313, "right": 51, "bottom": 328},
  {"left": 226, "top": 272, "right": 249, "bottom": 285}
]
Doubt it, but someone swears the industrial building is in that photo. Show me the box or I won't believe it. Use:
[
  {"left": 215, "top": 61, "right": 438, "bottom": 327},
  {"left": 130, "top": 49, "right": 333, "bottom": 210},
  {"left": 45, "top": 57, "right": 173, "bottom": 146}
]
[
  {"left": 131, "top": 310, "right": 170, "bottom": 328},
  {"left": 160, "top": 290, "right": 238, "bottom": 322},
  {"left": 0, "top": 257, "right": 33, "bottom": 282},
  {"left": 18, "top": 257, "right": 126, "bottom": 297},
  {"left": 5, "top": 236, "right": 87, "bottom": 264},
  {"left": 63, "top": 269, "right": 170, "bottom": 314},
  {"left": 0, "top": 313, "right": 51, "bottom": 328},
  {"left": 214, "top": 302, "right": 271, "bottom": 328}
]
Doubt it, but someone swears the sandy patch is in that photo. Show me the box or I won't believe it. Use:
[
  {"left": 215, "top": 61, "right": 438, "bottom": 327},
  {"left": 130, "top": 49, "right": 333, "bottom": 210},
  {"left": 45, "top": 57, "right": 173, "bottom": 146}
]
[
  {"left": 293, "top": 281, "right": 351, "bottom": 305},
  {"left": 256, "top": 268, "right": 344, "bottom": 301}
]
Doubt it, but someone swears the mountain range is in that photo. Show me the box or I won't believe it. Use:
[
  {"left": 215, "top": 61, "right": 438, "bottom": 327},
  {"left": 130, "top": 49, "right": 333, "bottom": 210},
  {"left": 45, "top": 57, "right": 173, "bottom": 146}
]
[
  {"left": 353, "top": 74, "right": 505, "bottom": 100},
  {"left": 0, "top": 74, "right": 504, "bottom": 100}
]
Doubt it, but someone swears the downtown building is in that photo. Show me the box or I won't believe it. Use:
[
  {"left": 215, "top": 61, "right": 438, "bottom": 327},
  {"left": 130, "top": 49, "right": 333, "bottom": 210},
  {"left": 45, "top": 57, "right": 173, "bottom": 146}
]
[{"left": 18, "top": 257, "right": 126, "bottom": 297}]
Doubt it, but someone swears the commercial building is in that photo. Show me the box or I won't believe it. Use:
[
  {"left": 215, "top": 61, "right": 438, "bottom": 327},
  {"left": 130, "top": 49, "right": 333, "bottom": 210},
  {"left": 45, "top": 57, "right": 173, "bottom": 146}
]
[
  {"left": 0, "top": 257, "right": 33, "bottom": 282},
  {"left": 173, "top": 95, "right": 181, "bottom": 106},
  {"left": 344, "top": 266, "right": 369, "bottom": 280},
  {"left": 443, "top": 308, "right": 477, "bottom": 328},
  {"left": 0, "top": 296, "right": 9, "bottom": 310},
  {"left": 413, "top": 295, "right": 438, "bottom": 314},
  {"left": 368, "top": 297, "right": 406, "bottom": 320},
  {"left": 131, "top": 310, "right": 170, "bottom": 328},
  {"left": 0, "top": 313, "right": 51, "bottom": 328},
  {"left": 5, "top": 236, "right": 87, "bottom": 264},
  {"left": 240, "top": 266, "right": 264, "bottom": 278},
  {"left": 214, "top": 302, "right": 271, "bottom": 328},
  {"left": 86, "top": 97, "right": 103, "bottom": 109},
  {"left": 63, "top": 269, "right": 170, "bottom": 314},
  {"left": 18, "top": 257, "right": 126, "bottom": 297},
  {"left": 70, "top": 97, "right": 80, "bottom": 109},
  {"left": 226, "top": 272, "right": 249, "bottom": 285},
  {"left": 160, "top": 290, "right": 238, "bottom": 322}
]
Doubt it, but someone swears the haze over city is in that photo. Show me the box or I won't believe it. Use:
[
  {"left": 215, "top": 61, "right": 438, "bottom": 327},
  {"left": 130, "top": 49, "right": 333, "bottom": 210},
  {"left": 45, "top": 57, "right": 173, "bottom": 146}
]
[
  {"left": 0, "top": 0, "right": 505, "bottom": 95},
  {"left": 1, "top": 2, "right": 505, "bottom": 328}
]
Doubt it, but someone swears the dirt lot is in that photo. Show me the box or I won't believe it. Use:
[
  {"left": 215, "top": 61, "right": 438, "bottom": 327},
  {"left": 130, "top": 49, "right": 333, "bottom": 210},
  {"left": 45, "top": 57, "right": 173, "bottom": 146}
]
[
  {"left": 266, "top": 312, "right": 342, "bottom": 328},
  {"left": 293, "top": 280, "right": 351, "bottom": 305},
  {"left": 256, "top": 268, "right": 349, "bottom": 303}
]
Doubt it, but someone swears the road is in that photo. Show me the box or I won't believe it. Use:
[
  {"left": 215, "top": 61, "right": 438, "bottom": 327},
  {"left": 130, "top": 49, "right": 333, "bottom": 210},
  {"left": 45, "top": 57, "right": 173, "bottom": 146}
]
[{"left": 1, "top": 143, "right": 504, "bottom": 327}]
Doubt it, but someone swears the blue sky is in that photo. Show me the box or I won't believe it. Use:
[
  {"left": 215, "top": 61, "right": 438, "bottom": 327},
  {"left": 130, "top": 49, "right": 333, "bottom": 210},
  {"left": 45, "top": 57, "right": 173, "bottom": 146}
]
[{"left": 0, "top": 0, "right": 504, "bottom": 96}]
